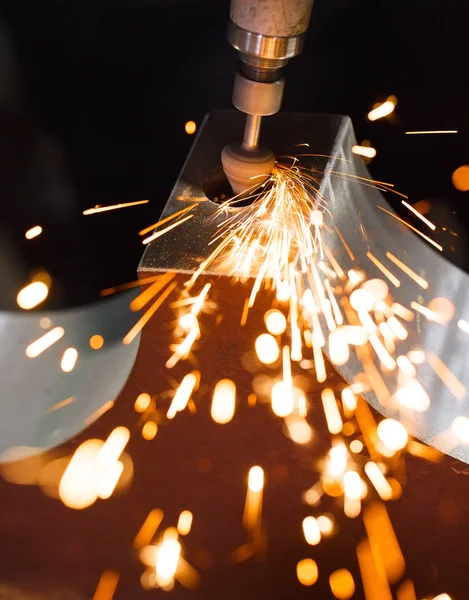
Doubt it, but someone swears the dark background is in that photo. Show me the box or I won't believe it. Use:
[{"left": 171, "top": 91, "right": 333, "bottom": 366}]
[{"left": 0, "top": 0, "right": 468, "bottom": 308}]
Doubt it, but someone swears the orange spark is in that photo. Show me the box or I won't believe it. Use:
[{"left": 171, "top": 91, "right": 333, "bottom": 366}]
[
  {"left": 26, "top": 327, "right": 64, "bottom": 358},
  {"left": 25, "top": 225, "right": 43, "bottom": 239},
  {"left": 83, "top": 199, "right": 148, "bottom": 215},
  {"left": 377, "top": 205, "right": 443, "bottom": 251},
  {"left": 17, "top": 281, "right": 49, "bottom": 309},
  {"left": 385, "top": 252, "right": 429, "bottom": 289},
  {"left": 401, "top": 200, "right": 436, "bottom": 231},
  {"left": 367, "top": 97, "right": 397, "bottom": 121},
  {"left": 92, "top": 570, "right": 120, "bottom": 600},
  {"left": 142, "top": 214, "right": 194, "bottom": 245},
  {"left": 366, "top": 252, "right": 400, "bottom": 287}
]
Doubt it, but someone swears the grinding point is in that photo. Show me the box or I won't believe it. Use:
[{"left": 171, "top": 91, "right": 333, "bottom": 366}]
[{"left": 221, "top": 143, "right": 275, "bottom": 196}]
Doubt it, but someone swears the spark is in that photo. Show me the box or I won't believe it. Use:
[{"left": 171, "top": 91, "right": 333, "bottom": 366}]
[
  {"left": 167, "top": 372, "right": 199, "bottom": 419},
  {"left": 321, "top": 388, "right": 343, "bottom": 435},
  {"left": 90, "top": 334, "right": 104, "bottom": 350},
  {"left": 357, "top": 538, "right": 393, "bottom": 600},
  {"left": 142, "top": 214, "right": 194, "bottom": 245},
  {"left": 25, "top": 225, "right": 43, "bottom": 239},
  {"left": 343, "top": 471, "right": 367, "bottom": 501},
  {"left": 98, "top": 461, "right": 124, "bottom": 499},
  {"left": 59, "top": 439, "right": 103, "bottom": 509},
  {"left": 130, "top": 272, "right": 176, "bottom": 312},
  {"left": 405, "top": 130, "right": 457, "bottom": 135},
  {"left": 366, "top": 252, "right": 401, "bottom": 287},
  {"left": 123, "top": 282, "right": 177, "bottom": 345},
  {"left": 401, "top": 200, "right": 436, "bottom": 231},
  {"left": 26, "top": 326, "right": 65, "bottom": 358},
  {"left": 451, "top": 416, "right": 469, "bottom": 445},
  {"left": 133, "top": 509, "right": 164, "bottom": 550},
  {"left": 142, "top": 421, "right": 158, "bottom": 440},
  {"left": 396, "top": 580, "right": 417, "bottom": 600},
  {"left": 352, "top": 145, "right": 376, "bottom": 158},
  {"left": 329, "top": 569, "right": 355, "bottom": 599},
  {"left": 134, "top": 393, "right": 151, "bottom": 413},
  {"left": 335, "top": 227, "right": 355, "bottom": 260},
  {"left": 255, "top": 333, "right": 279, "bottom": 364},
  {"left": 264, "top": 309, "right": 287, "bottom": 335},
  {"left": 244, "top": 466, "right": 264, "bottom": 534},
  {"left": 367, "top": 97, "right": 397, "bottom": 121},
  {"left": 92, "top": 570, "right": 120, "bottom": 600},
  {"left": 296, "top": 558, "right": 318, "bottom": 586},
  {"left": 385, "top": 252, "right": 429, "bottom": 289},
  {"left": 410, "top": 301, "right": 444, "bottom": 324},
  {"left": 60, "top": 347, "right": 78, "bottom": 372},
  {"left": 177, "top": 510, "right": 193, "bottom": 536},
  {"left": 98, "top": 426, "right": 130, "bottom": 468},
  {"left": 185, "top": 120, "right": 197, "bottom": 134},
  {"left": 377, "top": 205, "right": 443, "bottom": 251},
  {"left": 458, "top": 318, "right": 469, "bottom": 334},
  {"left": 350, "top": 440, "right": 363, "bottom": 453},
  {"left": 139, "top": 204, "right": 197, "bottom": 236},
  {"left": 211, "top": 379, "right": 236, "bottom": 424},
  {"left": 83, "top": 199, "right": 148, "bottom": 215},
  {"left": 426, "top": 352, "right": 466, "bottom": 400},
  {"left": 47, "top": 396, "right": 75, "bottom": 413},
  {"left": 17, "top": 281, "right": 49, "bottom": 309},
  {"left": 155, "top": 528, "right": 181, "bottom": 589},
  {"left": 364, "top": 462, "right": 393, "bottom": 500},
  {"left": 302, "top": 516, "right": 321, "bottom": 545},
  {"left": 363, "top": 502, "right": 405, "bottom": 584},
  {"left": 84, "top": 400, "right": 115, "bottom": 426},
  {"left": 317, "top": 515, "right": 334, "bottom": 535}
]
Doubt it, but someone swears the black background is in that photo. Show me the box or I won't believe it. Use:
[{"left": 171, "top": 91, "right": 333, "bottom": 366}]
[{"left": 1, "top": 0, "right": 468, "bottom": 307}]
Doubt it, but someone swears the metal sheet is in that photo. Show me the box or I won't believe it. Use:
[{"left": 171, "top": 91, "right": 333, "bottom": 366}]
[{"left": 140, "top": 110, "right": 469, "bottom": 463}]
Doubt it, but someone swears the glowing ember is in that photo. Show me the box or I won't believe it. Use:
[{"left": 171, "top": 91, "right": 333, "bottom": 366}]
[
  {"left": 211, "top": 379, "right": 236, "bottom": 424},
  {"left": 296, "top": 558, "right": 318, "bottom": 586},
  {"left": 26, "top": 326, "right": 64, "bottom": 358},
  {"left": 17, "top": 281, "right": 49, "bottom": 310},
  {"left": 367, "top": 97, "right": 397, "bottom": 121},
  {"left": 255, "top": 333, "right": 279, "bottom": 364},
  {"left": 90, "top": 335, "right": 104, "bottom": 350},
  {"left": 25, "top": 225, "right": 43, "bottom": 239},
  {"left": 264, "top": 309, "right": 287, "bottom": 335},
  {"left": 329, "top": 569, "right": 355, "bottom": 599},
  {"left": 302, "top": 516, "right": 321, "bottom": 545},
  {"left": 377, "top": 419, "right": 408, "bottom": 451},
  {"left": 185, "top": 120, "right": 197, "bottom": 135},
  {"left": 60, "top": 347, "right": 78, "bottom": 372},
  {"left": 352, "top": 145, "right": 376, "bottom": 159}
]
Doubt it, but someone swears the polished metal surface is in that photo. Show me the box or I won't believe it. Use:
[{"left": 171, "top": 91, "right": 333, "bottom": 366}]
[
  {"left": 242, "top": 114, "right": 261, "bottom": 149},
  {"left": 0, "top": 291, "right": 140, "bottom": 461},
  {"left": 140, "top": 110, "right": 469, "bottom": 463},
  {"left": 228, "top": 22, "right": 304, "bottom": 61}
]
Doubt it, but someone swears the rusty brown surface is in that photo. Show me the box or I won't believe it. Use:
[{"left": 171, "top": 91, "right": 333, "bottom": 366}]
[{"left": 0, "top": 274, "right": 469, "bottom": 599}]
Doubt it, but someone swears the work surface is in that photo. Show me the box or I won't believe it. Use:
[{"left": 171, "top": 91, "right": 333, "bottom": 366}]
[{"left": 1, "top": 276, "right": 469, "bottom": 600}]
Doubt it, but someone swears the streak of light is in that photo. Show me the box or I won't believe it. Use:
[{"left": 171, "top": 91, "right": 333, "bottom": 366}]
[
  {"left": 25, "top": 225, "right": 43, "bottom": 239},
  {"left": 410, "top": 301, "right": 444, "bottom": 324},
  {"left": 364, "top": 462, "right": 393, "bottom": 500},
  {"left": 84, "top": 400, "right": 115, "bottom": 426},
  {"left": 329, "top": 569, "right": 355, "bottom": 599},
  {"left": 130, "top": 272, "right": 175, "bottom": 311},
  {"left": 325, "top": 279, "right": 344, "bottom": 324},
  {"left": 352, "top": 145, "right": 377, "bottom": 159},
  {"left": 83, "top": 200, "right": 148, "bottom": 215},
  {"left": 387, "top": 316, "right": 408, "bottom": 340},
  {"left": 395, "top": 379, "right": 430, "bottom": 412},
  {"left": 385, "top": 252, "right": 429, "bottom": 289},
  {"left": 175, "top": 556, "right": 200, "bottom": 589},
  {"left": 177, "top": 510, "right": 193, "bottom": 536},
  {"left": 244, "top": 466, "right": 264, "bottom": 531},
  {"left": 392, "top": 303, "right": 414, "bottom": 321},
  {"left": 156, "top": 528, "right": 181, "bottom": 589},
  {"left": 367, "top": 98, "right": 396, "bottom": 121},
  {"left": 401, "top": 200, "right": 436, "bottom": 231},
  {"left": 304, "top": 482, "right": 323, "bottom": 506},
  {"left": 17, "top": 281, "right": 49, "bottom": 309},
  {"left": 139, "top": 204, "right": 197, "bottom": 236},
  {"left": 134, "top": 393, "right": 151, "bottom": 413},
  {"left": 396, "top": 355, "right": 416, "bottom": 377},
  {"left": 377, "top": 205, "right": 443, "bottom": 251},
  {"left": 405, "top": 130, "right": 457, "bottom": 135},
  {"left": 426, "top": 351, "right": 466, "bottom": 400},
  {"left": 255, "top": 333, "right": 279, "bottom": 364},
  {"left": 296, "top": 558, "right": 318, "bottom": 586},
  {"left": 60, "top": 348, "right": 78, "bottom": 372},
  {"left": 335, "top": 227, "right": 355, "bottom": 260},
  {"left": 211, "top": 379, "right": 236, "bottom": 424},
  {"left": 123, "top": 282, "right": 177, "bottom": 345},
  {"left": 100, "top": 274, "right": 163, "bottom": 297},
  {"left": 366, "top": 252, "right": 400, "bottom": 287},
  {"left": 98, "top": 461, "right": 124, "bottom": 499},
  {"left": 407, "top": 439, "right": 443, "bottom": 462},
  {"left": 357, "top": 538, "right": 393, "bottom": 600},
  {"left": 323, "top": 245, "right": 345, "bottom": 278},
  {"left": 326, "top": 443, "right": 347, "bottom": 478},
  {"left": 363, "top": 501, "right": 405, "bottom": 583},
  {"left": 302, "top": 516, "right": 321, "bottom": 545},
  {"left": 451, "top": 416, "right": 469, "bottom": 445},
  {"left": 133, "top": 509, "right": 164, "bottom": 550},
  {"left": 92, "top": 570, "right": 120, "bottom": 600},
  {"left": 369, "top": 334, "right": 396, "bottom": 370},
  {"left": 90, "top": 334, "right": 104, "bottom": 350},
  {"left": 458, "top": 318, "right": 469, "bottom": 334},
  {"left": 321, "top": 388, "right": 343, "bottom": 434},
  {"left": 185, "top": 120, "right": 197, "bottom": 134},
  {"left": 59, "top": 439, "right": 103, "bottom": 509},
  {"left": 344, "top": 495, "right": 361, "bottom": 518},
  {"left": 379, "top": 322, "right": 396, "bottom": 355},
  {"left": 396, "top": 579, "right": 417, "bottom": 600},
  {"left": 142, "top": 422, "right": 158, "bottom": 440},
  {"left": 26, "top": 327, "right": 64, "bottom": 358},
  {"left": 142, "top": 214, "right": 194, "bottom": 245},
  {"left": 98, "top": 427, "right": 130, "bottom": 468},
  {"left": 47, "top": 396, "right": 75, "bottom": 413},
  {"left": 341, "top": 387, "right": 357, "bottom": 413},
  {"left": 350, "top": 440, "right": 363, "bottom": 453},
  {"left": 341, "top": 326, "right": 367, "bottom": 346},
  {"left": 167, "top": 372, "right": 199, "bottom": 419},
  {"left": 428, "top": 297, "right": 455, "bottom": 324},
  {"left": 317, "top": 515, "right": 334, "bottom": 535},
  {"left": 240, "top": 298, "right": 250, "bottom": 326},
  {"left": 264, "top": 309, "right": 287, "bottom": 335},
  {"left": 362, "top": 278, "right": 388, "bottom": 302}
]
